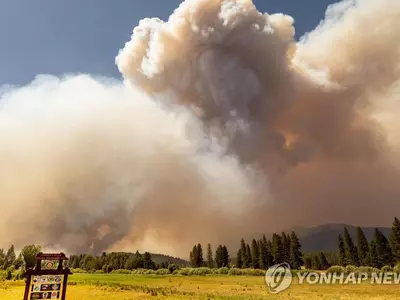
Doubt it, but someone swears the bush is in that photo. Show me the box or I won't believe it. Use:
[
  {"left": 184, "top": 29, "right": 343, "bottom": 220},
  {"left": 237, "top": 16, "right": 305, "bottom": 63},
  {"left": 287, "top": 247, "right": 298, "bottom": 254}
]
[
  {"left": 381, "top": 265, "right": 393, "bottom": 273},
  {"left": 168, "top": 264, "right": 177, "bottom": 274},
  {"left": 94, "top": 270, "right": 105, "bottom": 274},
  {"left": 228, "top": 268, "right": 243, "bottom": 276},
  {"left": 355, "top": 266, "right": 379, "bottom": 275},
  {"left": 70, "top": 268, "right": 86, "bottom": 274},
  {"left": 394, "top": 263, "right": 400, "bottom": 274},
  {"left": 326, "top": 266, "right": 346, "bottom": 274},
  {"left": 144, "top": 269, "right": 156, "bottom": 275},
  {"left": 179, "top": 268, "right": 191, "bottom": 276},
  {"left": 111, "top": 269, "right": 131, "bottom": 274},
  {"left": 345, "top": 265, "right": 357, "bottom": 274},
  {"left": 155, "top": 268, "right": 170, "bottom": 275},
  {"left": 217, "top": 267, "right": 229, "bottom": 275}
]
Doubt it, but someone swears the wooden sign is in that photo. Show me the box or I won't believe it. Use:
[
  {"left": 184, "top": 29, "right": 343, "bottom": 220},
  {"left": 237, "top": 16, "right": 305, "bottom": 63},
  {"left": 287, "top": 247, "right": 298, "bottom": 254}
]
[{"left": 23, "top": 253, "right": 72, "bottom": 300}]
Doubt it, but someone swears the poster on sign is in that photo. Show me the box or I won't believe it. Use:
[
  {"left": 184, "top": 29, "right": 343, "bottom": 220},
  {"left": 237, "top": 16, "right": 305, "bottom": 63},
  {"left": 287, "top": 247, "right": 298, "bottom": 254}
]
[{"left": 23, "top": 253, "right": 72, "bottom": 300}]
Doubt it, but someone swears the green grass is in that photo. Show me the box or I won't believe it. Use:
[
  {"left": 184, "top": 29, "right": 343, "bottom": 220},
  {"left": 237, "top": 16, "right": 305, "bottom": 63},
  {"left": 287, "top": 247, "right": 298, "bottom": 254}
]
[{"left": 1, "top": 274, "right": 400, "bottom": 299}]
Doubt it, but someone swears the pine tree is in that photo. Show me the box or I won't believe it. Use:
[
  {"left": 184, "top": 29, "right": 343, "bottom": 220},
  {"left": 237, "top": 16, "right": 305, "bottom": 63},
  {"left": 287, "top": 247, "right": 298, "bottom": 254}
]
[
  {"left": 251, "top": 239, "right": 259, "bottom": 269},
  {"left": 338, "top": 234, "right": 346, "bottom": 266},
  {"left": 215, "top": 245, "right": 225, "bottom": 268},
  {"left": 374, "top": 228, "right": 392, "bottom": 267},
  {"left": 266, "top": 240, "right": 274, "bottom": 267},
  {"left": 343, "top": 227, "right": 359, "bottom": 266},
  {"left": 281, "top": 233, "right": 291, "bottom": 263},
  {"left": 143, "top": 252, "right": 155, "bottom": 269},
  {"left": 222, "top": 246, "right": 229, "bottom": 267},
  {"left": 190, "top": 245, "right": 198, "bottom": 267},
  {"left": 319, "top": 252, "right": 330, "bottom": 270},
  {"left": 206, "top": 243, "right": 214, "bottom": 268},
  {"left": 369, "top": 240, "right": 379, "bottom": 268},
  {"left": 258, "top": 239, "right": 267, "bottom": 269},
  {"left": 246, "top": 244, "right": 252, "bottom": 268},
  {"left": 390, "top": 217, "right": 400, "bottom": 263},
  {"left": 272, "top": 234, "right": 284, "bottom": 264},
  {"left": 196, "top": 244, "right": 204, "bottom": 267},
  {"left": 289, "top": 231, "right": 303, "bottom": 269},
  {"left": 3, "top": 245, "right": 16, "bottom": 269},
  {"left": 236, "top": 249, "right": 243, "bottom": 268},
  {"left": 304, "top": 256, "right": 312, "bottom": 269},
  {"left": 311, "top": 254, "right": 321, "bottom": 270},
  {"left": 356, "top": 227, "right": 370, "bottom": 266},
  {"left": 240, "top": 239, "right": 249, "bottom": 268}
]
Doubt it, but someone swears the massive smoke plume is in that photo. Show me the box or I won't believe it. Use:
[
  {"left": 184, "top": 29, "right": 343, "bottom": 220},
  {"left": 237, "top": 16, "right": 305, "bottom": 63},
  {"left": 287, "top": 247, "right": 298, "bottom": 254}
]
[{"left": 1, "top": 0, "right": 400, "bottom": 257}]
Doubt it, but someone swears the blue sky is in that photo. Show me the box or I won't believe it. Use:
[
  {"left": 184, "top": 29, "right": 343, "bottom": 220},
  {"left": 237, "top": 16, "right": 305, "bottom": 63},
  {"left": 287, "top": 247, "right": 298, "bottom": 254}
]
[{"left": 0, "top": 0, "right": 337, "bottom": 86}]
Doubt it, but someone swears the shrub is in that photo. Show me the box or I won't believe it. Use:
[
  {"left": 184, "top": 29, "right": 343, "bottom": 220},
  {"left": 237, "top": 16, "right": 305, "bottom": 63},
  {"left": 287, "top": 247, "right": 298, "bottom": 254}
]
[
  {"left": 70, "top": 268, "right": 86, "bottom": 274},
  {"left": 394, "top": 263, "right": 400, "bottom": 274},
  {"left": 144, "top": 269, "right": 156, "bottom": 275},
  {"left": 156, "top": 268, "right": 170, "bottom": 275},
  {"left": 381, "top": 265, "right": 393, "bottom": 273},
  {"left": 111, "top": 269, "right": 131, "bottom": 274},
  {"left": 168, "top": 264, "right": 177, "bottom": 274},
  {"left": 179, "top": 268, "right": 191, "bottom": 276},
  {"left": 228, "top": 268, "right": 243, "bottom": 276},
  {"left": 345, "top": 265, "right": 357, "bottom": 274},
  {"left": 94, "top": 270, "right": 105, "bottom": 274},
  {"left": 217, "top": 267, "right": 229, "bottom": 275},
  {"left": 326, "top": 266, "right": 346, "bottom": 274}
]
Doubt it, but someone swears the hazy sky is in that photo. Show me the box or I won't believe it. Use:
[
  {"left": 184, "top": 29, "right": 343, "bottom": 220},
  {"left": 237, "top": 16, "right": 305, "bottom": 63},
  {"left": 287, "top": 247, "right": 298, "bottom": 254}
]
[{"left": 0, "top": 0, "right": 337, "bottom": 86}]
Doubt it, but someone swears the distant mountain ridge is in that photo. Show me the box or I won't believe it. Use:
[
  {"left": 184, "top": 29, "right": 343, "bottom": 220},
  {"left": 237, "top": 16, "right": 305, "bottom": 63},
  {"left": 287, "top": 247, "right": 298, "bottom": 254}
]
[{"left": 294, "top": 223, "right": 392, "bottom": 253}]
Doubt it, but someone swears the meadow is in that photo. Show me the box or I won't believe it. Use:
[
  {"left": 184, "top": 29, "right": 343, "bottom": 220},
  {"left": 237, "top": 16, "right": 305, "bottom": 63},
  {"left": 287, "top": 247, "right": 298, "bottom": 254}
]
[{"left": 1, "top": 273, "right": 400, "bottom": 300}]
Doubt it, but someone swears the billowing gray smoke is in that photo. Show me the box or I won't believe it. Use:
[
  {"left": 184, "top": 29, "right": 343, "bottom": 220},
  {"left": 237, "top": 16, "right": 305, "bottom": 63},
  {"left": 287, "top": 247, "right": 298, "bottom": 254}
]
[{"left": 1, "top": 0, "right": 400, "bottom": 257}]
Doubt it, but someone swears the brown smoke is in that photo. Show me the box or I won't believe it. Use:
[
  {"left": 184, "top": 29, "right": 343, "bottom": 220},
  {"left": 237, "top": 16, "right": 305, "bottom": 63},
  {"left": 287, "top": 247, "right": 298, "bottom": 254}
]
[{"left": 1, "top": 0, "right": 400, "bottom": 257}]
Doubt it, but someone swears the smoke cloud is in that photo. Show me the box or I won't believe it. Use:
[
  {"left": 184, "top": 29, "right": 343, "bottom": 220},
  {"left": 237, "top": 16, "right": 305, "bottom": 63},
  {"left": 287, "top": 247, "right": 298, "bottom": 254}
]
[{"left": 1, "top": 0, "right": 400, "bottom": 257}]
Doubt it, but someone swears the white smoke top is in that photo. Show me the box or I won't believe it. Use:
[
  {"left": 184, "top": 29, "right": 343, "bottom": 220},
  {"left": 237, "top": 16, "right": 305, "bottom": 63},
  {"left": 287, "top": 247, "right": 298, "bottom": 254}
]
[{"left": 1, "top": 0, "right": 400, "bottom": 257}]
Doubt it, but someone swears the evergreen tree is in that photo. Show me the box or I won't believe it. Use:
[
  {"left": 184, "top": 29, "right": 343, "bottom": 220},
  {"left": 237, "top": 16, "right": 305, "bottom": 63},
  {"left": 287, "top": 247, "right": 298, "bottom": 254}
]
[
  {"left": 258, "top": 239, "right": 267, "bottom": 269},
  {"left": 236, "top": 249, "right": 243, "bottom": 268},
  {"left": 356, "top": 227, "right": 370, "bottom": 266},
  {"left": 311, "top": 254, "right": 321, "bottom": 270},
  {"left": 374, "top": 228, "right": 393, "bottom": 267},
  {"left": 281, "top": 233, "right": 291, "bottom": 263},
  {"left": 251, "top": 239, "right": 259, "bottom": 269},
  {"left": 206, "top": 243, "right": 214, "bottom": 268},
  {"left": 319, "top": 252, "right": 330, "bottom": 270},
  {"left": 3, "top": 245, "right": 16, "bottom": 269},
  {"left": 215, "top": 245, "right": 224, "bottom": 268},
  {"left": 196, "top": 244, "right": 204, "bottom": 267},
  {"left": 0, "top": 249, "right": 5, "bottom": 269},
  {"left": 240, "top": 239, "right": 250, "bottom": 268},
  {"left": 124, "top": 254, "right": 136, "bottom": 270},
  {"left": 266, "top": 240, "right": 274, "bottom": 267},
  {"left": 272, "top": 234, "right": 284, "bottom": 264},
  {"left": 222, "top": 246, "right": 229, "bottom": 267},
  {"left": 190, "top": 245, "right": 198, "bottom": 267},
  {"left": 369, "top": 240, "right": 379, "bottom": 268},
  {"left": 338, "top": 234, "right": 346, "bottom": 266},
  {"left": 246, "top": 244, "right": 252, "bottom": 268},
  {"left": 304, "top": 256, "right": 312, "bottom": 269},
  {"left": 289, "top": 231, "right": 303, "bottom": 269},
  {"left": 390, "top": 217, "right": 400, "bottom": 263},
  {"left": 343, "top": 228, "right": 359, "bottom": 266},
  {"left": 133, "top": 251, "right": 144, "bottom": 269},
  {"left": 143, "top": 252, "right": 155, "bottom": 269}
]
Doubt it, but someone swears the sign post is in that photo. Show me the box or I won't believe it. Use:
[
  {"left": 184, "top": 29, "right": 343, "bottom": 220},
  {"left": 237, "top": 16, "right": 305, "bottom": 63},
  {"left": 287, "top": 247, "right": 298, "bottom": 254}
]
[{"left": 23, "top": 253, "right": 72, "bottom": 300}]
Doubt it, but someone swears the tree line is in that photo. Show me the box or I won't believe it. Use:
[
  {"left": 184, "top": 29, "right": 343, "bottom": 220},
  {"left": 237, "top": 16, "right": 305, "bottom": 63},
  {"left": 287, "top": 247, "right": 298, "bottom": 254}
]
[
  {"left": 304, "top": 217, "right": 400, "bottom": 270},
  {"left": 189, "top": 231, "right": 303, "bottom": 270}
]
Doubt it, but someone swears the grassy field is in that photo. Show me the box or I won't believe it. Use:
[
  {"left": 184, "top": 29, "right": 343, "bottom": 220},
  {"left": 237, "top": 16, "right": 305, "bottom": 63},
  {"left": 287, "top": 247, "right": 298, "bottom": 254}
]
[{"left": 1, "top": 274, "right": 400, "bottom": 299}]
